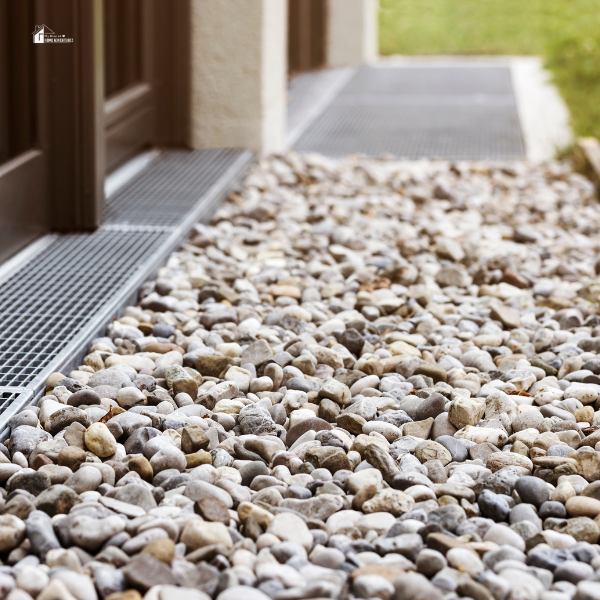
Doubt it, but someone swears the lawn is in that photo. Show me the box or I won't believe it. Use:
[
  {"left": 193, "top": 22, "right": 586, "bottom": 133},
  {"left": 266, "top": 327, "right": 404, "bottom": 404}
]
[{"left": 379, "top": 0, "right": 600, "bottom": 140}]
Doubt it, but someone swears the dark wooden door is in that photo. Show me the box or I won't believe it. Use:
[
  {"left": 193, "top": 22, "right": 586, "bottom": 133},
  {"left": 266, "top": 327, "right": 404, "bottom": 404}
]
[
  {"left": 0, "top": 0, "right": 47, "bottom": 262},
  {"left": 0, "top": 0, "right": 104, "bottom": 241},
  {"left": 288, "top": 0, "right": 327, "bottom": 74},
  {"left": 0, "top": 0, "right": 189, "bottom": 262},
  {"left": 103, "top": 0, "right": 153, "bottom": 172},
  {"left": 103, "top": 0, "right": 190, "bottom": 173}
]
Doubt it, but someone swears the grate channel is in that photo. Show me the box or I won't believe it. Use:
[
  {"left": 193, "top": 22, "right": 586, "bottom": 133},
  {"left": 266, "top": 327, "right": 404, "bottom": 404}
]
[
  {"left": 104, "top": 148, "right": 245, "bottom": 226},
  {"left": 341, "top": 65, "right": 515, "bottom": 96},
  {"left": 291, "top": 65, "right": 526, "bottom": 160},
  {"left": 0, "top": 148, "right": 253, "bottom": 414},
  {"left": 286, "top": 67, "right": 356, "bottom": 147}
]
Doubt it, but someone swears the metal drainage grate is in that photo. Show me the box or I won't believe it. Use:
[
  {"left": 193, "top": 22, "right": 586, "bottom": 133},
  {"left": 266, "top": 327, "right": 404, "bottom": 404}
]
[
  {"left": 291, "top": 65, "right": 526, "bottom": 160},
  {"left": 0, "top": 229, "right": 169, "bottom": 390},
  {"left": 104, "top": 148, "right": 245, "bottom": 227},
  {"left": 0, "top": 148, "right": 253, "bottom": 422},
  {"left": 286, "top": 67, "right": 356, "bottom": 148},
  {"left": 341, "top": 65, "right": 515, "bottom": 96}
]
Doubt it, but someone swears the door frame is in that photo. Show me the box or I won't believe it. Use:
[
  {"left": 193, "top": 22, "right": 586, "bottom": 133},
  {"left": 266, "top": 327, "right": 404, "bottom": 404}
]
[{"left": 39, "top": 0, "right": 105, "bottom": 231}]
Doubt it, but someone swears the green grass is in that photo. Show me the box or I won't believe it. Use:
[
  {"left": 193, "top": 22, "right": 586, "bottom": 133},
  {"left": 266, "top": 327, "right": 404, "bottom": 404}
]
[{"left": 379, "top": 0, "right": 600, "bottom": 140}]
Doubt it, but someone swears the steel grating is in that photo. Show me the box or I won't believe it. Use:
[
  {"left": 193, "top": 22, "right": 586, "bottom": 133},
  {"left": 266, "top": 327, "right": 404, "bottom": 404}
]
[
  {"left": 0, "top": 148, "right": 253, "bottom": 420},
  {"left": 104, "top": 148, "right": 246, "bottom": 226},
  {"left": 0, "top": 230, "right": 169, "bottom": 389},
  {"left": 286, "top": 67, "right": 356, "bottom": 148},
  {"left": 291, "top": 65, "right": 526, "bottom": 160},
  {"left": 341, "top": 65, "right": 515, "bottom": 96}
]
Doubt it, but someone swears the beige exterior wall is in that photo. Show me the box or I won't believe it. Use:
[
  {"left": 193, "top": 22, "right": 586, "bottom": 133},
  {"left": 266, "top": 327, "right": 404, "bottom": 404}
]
[
  {"left": 326, "top": 0, "right": 379, "bottom": 67},
  {"left": 189, "top": 0, "right": 287, "bottom": 155},
  {"left": 261, "top": 0, "right": 288, "bottom": 153}
]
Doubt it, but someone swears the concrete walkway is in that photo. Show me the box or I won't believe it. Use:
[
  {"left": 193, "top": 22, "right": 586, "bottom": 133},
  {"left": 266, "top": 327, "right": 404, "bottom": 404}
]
[{"left": 287, "top": 57, "right": 572, "bottom": 161}]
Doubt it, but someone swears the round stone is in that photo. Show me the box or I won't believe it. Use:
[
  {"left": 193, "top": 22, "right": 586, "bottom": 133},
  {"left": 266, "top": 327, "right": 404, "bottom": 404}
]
[
  {"left": 514, "top": 476, "right": 550, "bottom": 508},
  {"left": 84, "top": 422, "right": 117, "bottom": 457},
  {"left": 116, "top": 387, "right": 146, "bottom": 408},
  {"left": 0, "top": 514, "right": 26, "bottom": 552}
]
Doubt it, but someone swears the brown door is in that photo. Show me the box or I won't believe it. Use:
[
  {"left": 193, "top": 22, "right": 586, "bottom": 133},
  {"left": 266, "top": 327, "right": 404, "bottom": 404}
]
[
  {"left": 103, "top": 0, "right": 190, "bottom": 173},
  {"left": 0, "top": 0, "right": 189, "bottom": 261},
  {"left": 0, "top": 0, "right": 47, "bottom": 262},
  {"left": 288, "top": 0, "right": 327, "bottom": 74},
  {"left": 103, "top": 0, "right": 153, "bottom": 172},
  {"left": 0, "top": 0, "right": 104, "bottom": 239}
]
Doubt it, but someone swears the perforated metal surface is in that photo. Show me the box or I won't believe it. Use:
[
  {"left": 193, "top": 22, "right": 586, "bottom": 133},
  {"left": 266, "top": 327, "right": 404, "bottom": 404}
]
[
  {"left": 286, "top": 67, "right": 355, "bottom": 147},
  {"left": 0, "top": 230, "right": 169, "bottom": 389},
  {"left": 291, "top": 65, "right": 526, "bottom": 160},
  {"left": 0, "top": 389, "right": 34, "bottom": 438},
  {"left": 104, "top": 149, "right": 245, "bottom": 226},
  {"left": 0, "top": 149, "right": 253, "bottom": 417}
]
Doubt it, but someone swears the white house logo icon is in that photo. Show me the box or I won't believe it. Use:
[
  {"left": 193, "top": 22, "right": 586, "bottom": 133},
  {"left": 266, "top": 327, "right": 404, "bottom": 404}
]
[
  {"left": 33, "top": 25, "right": 53, "bottom": 43},
  {"left": 32, "top": 25, "right": 73, "bottom": 44}
]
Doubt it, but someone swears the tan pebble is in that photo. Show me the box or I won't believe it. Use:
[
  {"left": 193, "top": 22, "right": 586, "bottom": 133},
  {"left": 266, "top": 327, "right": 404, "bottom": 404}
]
[
  {"left": 552, "top": 481, "right": 577, "bottom": 503},
  {"left": 45, "top": 372, "right": 66, "bottom": 393},
  {"left": 566, "top": 496, "right": 600, "bottom": 518}
]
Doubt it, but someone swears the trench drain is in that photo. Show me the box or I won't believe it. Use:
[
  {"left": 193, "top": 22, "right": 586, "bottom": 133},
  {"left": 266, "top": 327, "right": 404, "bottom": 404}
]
[{"left": 0, "top": 148, "right": 254, "bottom": 435}]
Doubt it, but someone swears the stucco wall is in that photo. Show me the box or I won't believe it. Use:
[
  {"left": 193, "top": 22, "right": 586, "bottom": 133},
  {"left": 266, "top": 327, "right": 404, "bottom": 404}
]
[
  {"left": 327, "top": 0, "right": 378, "bottom": 67},
  {"left": 189, "top": 0, "right": 287, "bottom": 154}
]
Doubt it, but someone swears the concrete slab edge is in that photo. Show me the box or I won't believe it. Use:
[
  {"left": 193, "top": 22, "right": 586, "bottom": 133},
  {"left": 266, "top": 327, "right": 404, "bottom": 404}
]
[
  {"left": 575, "top": 137, "right": 600, "bottom": 192},
  {"left": 509, "top": 57, "right": 573, "bottom": 162}
]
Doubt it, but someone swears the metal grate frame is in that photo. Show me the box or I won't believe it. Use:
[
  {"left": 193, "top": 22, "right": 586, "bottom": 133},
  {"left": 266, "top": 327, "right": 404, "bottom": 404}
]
[{"left": 286, "top": 67, "right": 356, "bottom": 148}]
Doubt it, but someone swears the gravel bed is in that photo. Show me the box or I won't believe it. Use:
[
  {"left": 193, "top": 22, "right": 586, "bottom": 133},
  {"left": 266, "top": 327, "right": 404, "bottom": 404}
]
[{"left": 2, "top": 153, "right": 600, "bottom": 600}]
